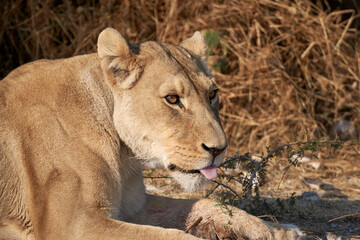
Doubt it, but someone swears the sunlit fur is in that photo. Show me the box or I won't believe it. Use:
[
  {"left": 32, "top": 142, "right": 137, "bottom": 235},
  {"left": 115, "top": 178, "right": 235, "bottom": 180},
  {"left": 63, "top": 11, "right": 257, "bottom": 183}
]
[{"left": 0, "top": 28, "right": 302, "bottom": 240}]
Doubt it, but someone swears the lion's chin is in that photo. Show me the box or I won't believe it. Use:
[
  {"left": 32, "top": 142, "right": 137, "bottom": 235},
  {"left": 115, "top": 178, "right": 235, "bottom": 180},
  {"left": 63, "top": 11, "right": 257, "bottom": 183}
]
[{"left": 170, "top": 171, "right": 210, "bottom": 192}]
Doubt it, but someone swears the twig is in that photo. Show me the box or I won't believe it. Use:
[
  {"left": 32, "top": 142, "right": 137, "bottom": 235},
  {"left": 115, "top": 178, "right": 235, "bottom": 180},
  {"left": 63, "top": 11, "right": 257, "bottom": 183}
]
[
  {"left": 238, "top": 146, "right": 288, "bottom": 209},
  {"left": 328, "top": 212, "right": 360, "bottom": 222},
  {"left": 277, "top": 165, "right": 291, "bottom": 189},
  {"left": 216, "top": 143, "right": 295, "bottom": 209},
  {"left": 211, "top": 180, "right": 243, "bottom": 201},
  {"left": 229, "top": 140, "right": 343, "bottom": 209},
  {"left": 221, "top": 155, "right": 260, "bottom": 165},
  {"left": 239, "top": 159, "right": 261, "bottom": 209},
  {"left": 257, "top": 214, "right": 278, "bottom": 222},
  {"left": 205, "top": 184, "right": 220, "bottom": 198},
  {"left": 185, "top": 217, "right": 203, "bottom": 233}
]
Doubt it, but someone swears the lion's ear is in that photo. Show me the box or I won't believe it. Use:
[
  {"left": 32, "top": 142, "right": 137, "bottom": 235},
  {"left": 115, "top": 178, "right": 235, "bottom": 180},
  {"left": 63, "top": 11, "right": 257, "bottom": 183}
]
[
  {"left": 180, "top": 31, "right": 208, "bottom": 61},
  {"left": 97, "top": 28, "right": 142, "bottom": 89}
]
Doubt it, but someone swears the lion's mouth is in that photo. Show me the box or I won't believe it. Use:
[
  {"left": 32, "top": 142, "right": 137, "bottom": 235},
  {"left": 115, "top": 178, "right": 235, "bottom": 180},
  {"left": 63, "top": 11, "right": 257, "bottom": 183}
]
[
  {"left": 168, "top": 164, "right": 218, "bottom": 180},
  {"left": 168, "top": 164, "right": 200, "bottom": 174}
]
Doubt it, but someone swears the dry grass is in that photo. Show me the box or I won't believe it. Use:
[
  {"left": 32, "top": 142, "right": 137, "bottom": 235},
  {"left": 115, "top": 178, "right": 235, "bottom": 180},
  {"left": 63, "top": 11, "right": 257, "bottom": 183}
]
[
  {"left": 212, "top": 1, "right": 360, "bottom": 152},
  {"left": 1, "top": 0, "right": 359, "bottom": 154}
]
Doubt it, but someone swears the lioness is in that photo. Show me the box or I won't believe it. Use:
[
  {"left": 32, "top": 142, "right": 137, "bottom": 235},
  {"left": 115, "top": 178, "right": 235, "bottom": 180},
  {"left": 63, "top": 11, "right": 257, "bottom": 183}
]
[{"left": 0, "top": 28, "right": 301, "bottom": 239}]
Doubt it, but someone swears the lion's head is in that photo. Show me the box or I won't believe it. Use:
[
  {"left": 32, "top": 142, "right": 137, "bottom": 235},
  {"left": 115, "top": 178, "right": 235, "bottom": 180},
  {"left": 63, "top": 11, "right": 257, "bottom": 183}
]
[{"left": 97, "top": 28, "right": 227, "bottom": 191}]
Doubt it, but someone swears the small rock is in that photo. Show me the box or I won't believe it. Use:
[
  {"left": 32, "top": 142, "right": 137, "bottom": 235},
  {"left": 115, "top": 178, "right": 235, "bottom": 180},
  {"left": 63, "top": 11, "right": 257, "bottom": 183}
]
[
  {"left": 319, "top": 191, "right": 348, "bottom": 199},
  {"left": 320, "top": 183, "right": 335, "bottom": 190},
  {"left": 251, "top": 155, "right": 262, "bottom": 161},
  {"left": 286, "top": 179, "right": 294, "bottom": 184},
  {"left": 302, "top": 177, "right": 323, "bottom": 189},
  {"left": 308, "top": 161, "right": 324, "bottom": 170},
  {"left": 330, "top": 120, "right": 358, "bottom": 141},
  {"left": 300, "top": 156, "right": 311, "bottom": 162},
  {"left": 296, "top": 191, "right": 321, "bottom": 201},
  {"left": 326, "top": 233, "right": 343, "bottom": 240},
  {"left": 292, "top": 154, "right": 311, "bottom": 163}
]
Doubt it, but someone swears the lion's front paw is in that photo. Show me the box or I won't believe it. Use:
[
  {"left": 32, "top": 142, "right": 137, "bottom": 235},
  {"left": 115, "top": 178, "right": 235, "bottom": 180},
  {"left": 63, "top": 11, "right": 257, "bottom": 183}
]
[
  {"left": 186, "top": 199, "right": 303, "bottom": 240},
  {"left": 187, "top": 210, "right": 273, "bottom": 239}
]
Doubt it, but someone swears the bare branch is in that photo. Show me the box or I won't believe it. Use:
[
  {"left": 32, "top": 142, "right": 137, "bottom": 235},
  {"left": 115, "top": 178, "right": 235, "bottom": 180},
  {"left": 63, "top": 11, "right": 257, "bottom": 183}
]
[
  {"left": 328, "top": 212, "right": 360, "bottom": 222},
  {"left": 185, "top": 217, "right": 203, "bottom": 233},
  {"left": 240, "top": 159, "right": 261, "bottom": 209},
  {"left": 211, "top": 180, "right": 243, "bottom": 201}
]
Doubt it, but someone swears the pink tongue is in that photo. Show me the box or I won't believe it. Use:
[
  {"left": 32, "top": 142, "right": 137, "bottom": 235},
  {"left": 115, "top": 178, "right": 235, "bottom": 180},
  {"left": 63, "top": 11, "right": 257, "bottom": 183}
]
[{"left": 199, "top": 165, "right": 218, "bottom": 180}]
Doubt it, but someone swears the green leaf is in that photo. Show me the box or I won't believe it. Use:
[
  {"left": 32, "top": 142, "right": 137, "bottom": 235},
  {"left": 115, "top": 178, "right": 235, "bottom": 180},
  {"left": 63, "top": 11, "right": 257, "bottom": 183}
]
[{"left": 204, "top": 30, "right": 221, "bottom": 50}]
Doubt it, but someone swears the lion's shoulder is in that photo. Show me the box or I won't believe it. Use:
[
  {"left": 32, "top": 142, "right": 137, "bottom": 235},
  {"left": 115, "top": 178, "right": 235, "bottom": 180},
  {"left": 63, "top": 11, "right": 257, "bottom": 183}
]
[{"left": 1, "top": 53, "right": 102, "bottom": 107}]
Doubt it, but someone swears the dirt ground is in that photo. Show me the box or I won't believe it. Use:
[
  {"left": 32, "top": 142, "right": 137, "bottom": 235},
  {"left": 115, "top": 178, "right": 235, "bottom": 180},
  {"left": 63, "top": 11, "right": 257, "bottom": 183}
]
[{"left": 143, "top": 144, "right": 360, "bottom": 239}]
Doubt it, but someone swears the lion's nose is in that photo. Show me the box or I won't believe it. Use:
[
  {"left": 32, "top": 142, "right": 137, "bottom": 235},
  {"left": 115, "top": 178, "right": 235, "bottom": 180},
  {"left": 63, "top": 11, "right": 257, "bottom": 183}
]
[{"left": 201, "top": 143, "right": 227, "bottom": 157}]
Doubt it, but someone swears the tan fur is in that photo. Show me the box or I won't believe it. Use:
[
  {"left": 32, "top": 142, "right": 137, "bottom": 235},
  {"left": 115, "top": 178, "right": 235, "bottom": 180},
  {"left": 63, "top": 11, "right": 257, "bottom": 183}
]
[{"left": 0, "top": 28, "right": 302, "bottom": 239}]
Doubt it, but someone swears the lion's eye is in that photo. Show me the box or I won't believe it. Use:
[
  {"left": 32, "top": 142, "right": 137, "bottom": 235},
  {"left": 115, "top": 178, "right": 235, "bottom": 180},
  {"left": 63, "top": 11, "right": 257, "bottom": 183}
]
[
  {"left": 208, "top": 90, "right": 218, "bottom": 101},
  {"left": 165, "top": 95, "right": 180, "bottom": 104}
]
